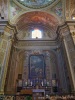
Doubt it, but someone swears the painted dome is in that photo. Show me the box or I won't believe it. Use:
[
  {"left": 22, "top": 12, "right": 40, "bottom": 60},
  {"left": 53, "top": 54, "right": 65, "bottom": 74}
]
[{"left": 15, "top": 0, "right": 57, "bottom": 8}]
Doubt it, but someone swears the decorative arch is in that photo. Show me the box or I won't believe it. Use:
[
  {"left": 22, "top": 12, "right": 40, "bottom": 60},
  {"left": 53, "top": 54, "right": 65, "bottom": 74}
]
[
  {"left": 15, "top": 11, "right": 60, "bottom": 40},
  {"left": 15, "top": 11, "right": 59, "bottom": 27}
]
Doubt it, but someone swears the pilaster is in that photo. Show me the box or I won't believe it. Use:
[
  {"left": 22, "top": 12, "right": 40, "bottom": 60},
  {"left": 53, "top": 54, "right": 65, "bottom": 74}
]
[
  {"left": 57, "top": 23, "right": 75, "bottom": 93},
  {"left": 0, "top": 21, "right": 16, "bottom": 94}
]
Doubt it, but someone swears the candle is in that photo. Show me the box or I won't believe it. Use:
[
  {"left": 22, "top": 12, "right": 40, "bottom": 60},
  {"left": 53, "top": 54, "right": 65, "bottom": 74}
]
[
  {"left": 25, "top": 81, "right": 27, "bottom": 86},
  {"left": 41, "top": 81, "right": 43, "bottom": 86},
  {"left": 31, "top": 81, "right": 32, "bottom": 86}
]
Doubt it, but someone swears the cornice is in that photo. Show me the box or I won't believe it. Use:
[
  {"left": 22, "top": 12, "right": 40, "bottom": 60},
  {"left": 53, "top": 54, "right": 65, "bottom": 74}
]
[
  {"left": 56, "top": 22, "right": 70, "bottom": 33},
  {"left": 14, "top": 40, "right": 59, "bottom": 48},
  {"left": 0, "top": 20, "right": 8, "bottom": 26}
]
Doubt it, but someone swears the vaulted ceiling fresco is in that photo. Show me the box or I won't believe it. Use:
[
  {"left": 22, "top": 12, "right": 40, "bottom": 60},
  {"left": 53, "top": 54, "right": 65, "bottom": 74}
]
[
  {"left": 0, "top": 0, "right": 75, "bottom": 22},
  {"left": 9, "top": 0, "right": 63, "bottom": 23},
  {"left": 14, "top": 0, "right": 57, "bottom": 9},
  {"left": 15, "top": 11, "right": 59, "bottom": 39},
  {"left": 15, "top": 11, "right": 59, "bottom": 40},
  {"left": 16, "top": 11, "right": 59, "bottom": 31}
]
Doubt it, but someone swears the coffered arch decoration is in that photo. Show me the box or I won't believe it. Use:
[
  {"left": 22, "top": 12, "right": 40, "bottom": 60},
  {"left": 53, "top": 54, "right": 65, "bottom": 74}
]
[{"left": 15, "top": 11, "right": 59, "bottom": 40}]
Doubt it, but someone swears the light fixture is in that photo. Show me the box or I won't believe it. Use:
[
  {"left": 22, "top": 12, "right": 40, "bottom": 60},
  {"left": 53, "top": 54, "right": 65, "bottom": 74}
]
[
  {"left": 72, "top": 15, "right": 75, "bottom": 20},
  {"left": 71, "top": 10, "right": 75, "bottom": 20}
]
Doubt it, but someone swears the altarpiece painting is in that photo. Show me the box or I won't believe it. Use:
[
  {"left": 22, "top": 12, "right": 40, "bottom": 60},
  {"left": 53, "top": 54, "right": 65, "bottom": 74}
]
[{"left": 29, "top": 55, "right": 45, "bottom": 80}]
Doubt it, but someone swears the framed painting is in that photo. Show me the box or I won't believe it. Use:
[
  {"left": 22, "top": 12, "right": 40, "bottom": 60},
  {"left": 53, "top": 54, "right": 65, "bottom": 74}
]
[{"left": 29, "top": 55, "right": 45, "bottom": 79}]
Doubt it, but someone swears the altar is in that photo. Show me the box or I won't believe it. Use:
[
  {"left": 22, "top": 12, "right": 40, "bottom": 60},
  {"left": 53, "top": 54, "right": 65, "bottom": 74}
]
[
  {"left": 33, "top": 89, "right": 45, "bottom": 100},
  {"left": 33, "top": 89, "right": 45, "bottom": 95},
  {"left": 33, "top": 89, "right": 45, "bottom": 93},
  {"left": 20, "top": 89, "right": 45, "bottom": 100},
  {"left": 20, "top": 89, "right": 45, "bottom": 95}
]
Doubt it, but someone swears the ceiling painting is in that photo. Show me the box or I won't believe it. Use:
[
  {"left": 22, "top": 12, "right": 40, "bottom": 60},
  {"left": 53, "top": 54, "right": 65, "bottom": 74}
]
[
  {"left": 16, "top": 11, "right": 59, "bottom": 32},
  {"left": 51, "top": 1, "right": 62, "bottom": 17},
  {"left": 9, "top": 0, "right": 22, "bottom": 23},
  {"left": 15, "top": 11, "right": 59, "bottom": 40},
  {"left": 13, "top": 0, "right": 57, "bottom": 9},
  {"left": 8, "top": 0, "right": 64, "bottom": 24}
]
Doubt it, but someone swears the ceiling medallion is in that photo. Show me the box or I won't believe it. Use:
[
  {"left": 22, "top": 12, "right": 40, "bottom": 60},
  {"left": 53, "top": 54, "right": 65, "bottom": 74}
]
[{"left": 15, "top": 0, "right": 57, "bottom": 9}]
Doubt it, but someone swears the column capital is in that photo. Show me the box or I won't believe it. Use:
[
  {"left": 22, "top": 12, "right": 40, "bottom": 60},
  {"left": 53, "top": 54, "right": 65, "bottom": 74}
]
[{"left": 57, "top": 23, "right": 70, "bottom": 37}]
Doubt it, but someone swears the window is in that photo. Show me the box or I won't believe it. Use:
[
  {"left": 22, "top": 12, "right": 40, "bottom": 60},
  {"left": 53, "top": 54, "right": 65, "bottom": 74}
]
[{"left": 32, "top": 29, "right": 42, "bottom": 39}]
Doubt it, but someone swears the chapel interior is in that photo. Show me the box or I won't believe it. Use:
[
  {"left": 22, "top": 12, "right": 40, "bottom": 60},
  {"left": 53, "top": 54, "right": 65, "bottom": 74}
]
[{"left": 0, "top": 0, "right": 75, "bottom": 100}]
